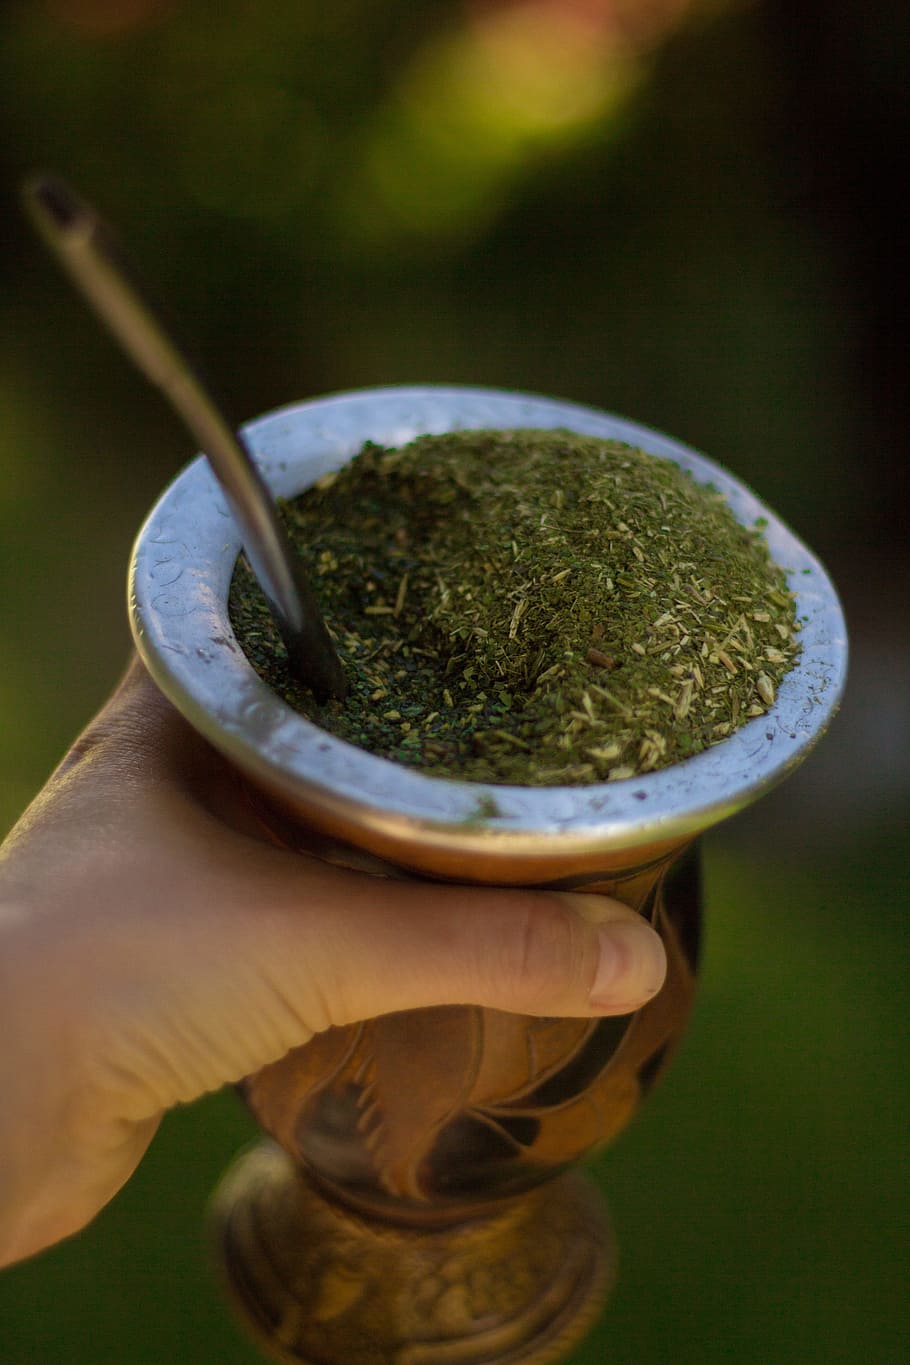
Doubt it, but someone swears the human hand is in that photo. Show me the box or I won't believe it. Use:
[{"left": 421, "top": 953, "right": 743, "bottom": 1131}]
[{"left": 0, "top": 659, "right": 666, "bottom": 1268}]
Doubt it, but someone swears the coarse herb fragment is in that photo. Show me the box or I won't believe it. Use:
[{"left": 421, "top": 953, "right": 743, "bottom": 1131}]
[{"left": 228, "top": 429, "right": 800, "bottom": 785}]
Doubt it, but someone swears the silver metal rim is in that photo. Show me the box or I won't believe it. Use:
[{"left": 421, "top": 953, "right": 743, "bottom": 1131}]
[{"left": 128, "top": 385, "right": 848, "bottom": 856}]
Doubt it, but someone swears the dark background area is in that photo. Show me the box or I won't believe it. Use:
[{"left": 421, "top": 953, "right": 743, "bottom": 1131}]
[{"left": 1, "top": 2, "right": 907, "bottom": 1361}]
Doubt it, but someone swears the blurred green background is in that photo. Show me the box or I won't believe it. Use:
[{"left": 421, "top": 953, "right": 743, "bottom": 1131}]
[{"left": 1, "top": 1, "right": 907, "bottom": 1361}]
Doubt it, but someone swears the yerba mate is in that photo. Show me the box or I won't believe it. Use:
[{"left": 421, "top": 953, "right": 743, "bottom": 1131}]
[{"left": 229, "top": 429, "right": 799, "bottom": 785}]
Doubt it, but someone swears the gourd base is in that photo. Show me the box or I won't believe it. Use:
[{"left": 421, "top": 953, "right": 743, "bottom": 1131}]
[{"left": 211, "top": 1142, "right": 614, "bottom": 1365}]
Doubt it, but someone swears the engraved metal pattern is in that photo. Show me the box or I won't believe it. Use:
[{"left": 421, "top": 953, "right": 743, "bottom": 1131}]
[
  {"left": 242, "top": 842, "right": 699, "bottom": 1218},
  {"left": 211, "top": 1145, "right": 614, "bottom": 1365},
  {"left": 210, "top": 841, "right": 699, "bottom": 1364}
]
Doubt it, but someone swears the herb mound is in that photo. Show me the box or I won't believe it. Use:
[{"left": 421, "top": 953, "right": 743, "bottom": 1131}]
[{"left": 229, "top": 429, "right": 799, "bottom": 786}]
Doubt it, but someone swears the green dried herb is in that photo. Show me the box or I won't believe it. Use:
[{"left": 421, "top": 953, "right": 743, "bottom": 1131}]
[{"left": 228, "top": 429, "right": 799, "bottom": 786}]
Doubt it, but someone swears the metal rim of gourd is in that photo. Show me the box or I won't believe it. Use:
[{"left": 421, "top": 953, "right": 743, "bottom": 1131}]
[{"left": 128, "top": 385, "right": 848, "bottom": 859}]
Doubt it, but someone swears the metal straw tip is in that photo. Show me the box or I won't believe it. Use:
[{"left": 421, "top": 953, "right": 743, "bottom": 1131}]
[{"left": 22, "top": 172, "right": 87, "bottom": 231}]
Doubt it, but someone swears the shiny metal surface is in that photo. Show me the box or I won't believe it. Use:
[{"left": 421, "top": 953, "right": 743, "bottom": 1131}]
[
  {"left": 129, "top": 385, "right": 848, "bottom": 871},
  {"left": 24, "top": 173, "right": 345, "bottom": 702}
]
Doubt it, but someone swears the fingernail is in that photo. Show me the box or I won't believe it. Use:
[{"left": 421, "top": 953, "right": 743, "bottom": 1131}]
[{"left": 590, "top": 919, "right": 666, "bottom": 1013}]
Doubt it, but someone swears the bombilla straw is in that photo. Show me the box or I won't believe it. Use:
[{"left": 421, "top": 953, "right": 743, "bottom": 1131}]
[{"left": 22, "top": 172, "right": 347, "bottom": 704}]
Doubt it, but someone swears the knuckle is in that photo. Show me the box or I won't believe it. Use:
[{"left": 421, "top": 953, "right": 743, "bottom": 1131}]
[{"left": 500, "top": 899, "right": 591, "bottom": 1013}]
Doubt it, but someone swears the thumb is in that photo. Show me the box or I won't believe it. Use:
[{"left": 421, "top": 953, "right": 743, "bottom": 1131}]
[
  {"left": 287, "top": 872, "right": 669, "bottom": 1025},
  {"left": 92, "top": 838, "right": 667, "bottom": 1123}
]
